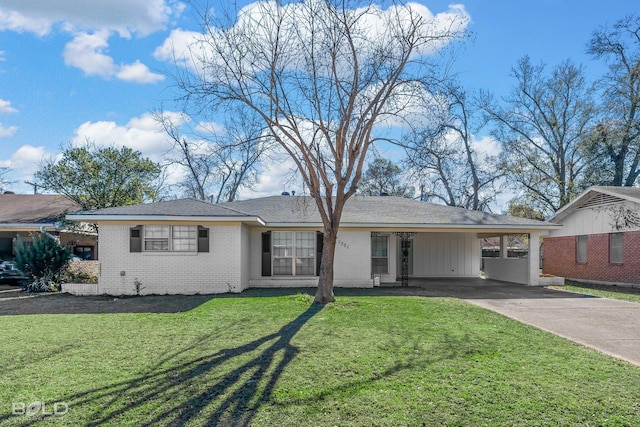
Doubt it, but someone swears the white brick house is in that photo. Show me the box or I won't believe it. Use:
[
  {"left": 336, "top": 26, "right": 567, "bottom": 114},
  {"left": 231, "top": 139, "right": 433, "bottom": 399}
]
[{"left": 66, "top": 196, "right": 558, "bottom": 295}]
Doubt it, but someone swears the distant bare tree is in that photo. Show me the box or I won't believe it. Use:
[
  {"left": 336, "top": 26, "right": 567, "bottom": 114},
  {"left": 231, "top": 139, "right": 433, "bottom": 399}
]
[
  {"left": 586, "top": 14, "right": 640, "bottom": 186},
  {"left": 0, "top": 167, "right": 11, "bottom": 192},
  {"left": 155, "top": 107, "right": 271, "bottom": 203},
  {"left": 404, "top": 81, "right": 498, "bottom": 211},
  {"left": 168, "top": 0, "right": 468, "bottom": 303},
  {"left": 481, "top": 56, "right": 596, "bottom": 216}
]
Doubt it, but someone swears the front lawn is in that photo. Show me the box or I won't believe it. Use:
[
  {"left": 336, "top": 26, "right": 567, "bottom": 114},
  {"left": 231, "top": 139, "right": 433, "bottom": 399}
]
[{"left": 1, "top": 294, "right": 639, "bottom": 426}]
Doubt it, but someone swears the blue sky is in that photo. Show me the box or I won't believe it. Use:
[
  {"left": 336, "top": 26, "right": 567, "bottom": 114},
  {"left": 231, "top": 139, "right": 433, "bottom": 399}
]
[{"left": 0, "top": 0, "right": 636, "bottom": 202}]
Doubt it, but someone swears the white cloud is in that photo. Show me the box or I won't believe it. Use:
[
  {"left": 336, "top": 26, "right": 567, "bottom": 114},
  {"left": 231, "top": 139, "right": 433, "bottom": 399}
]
[
  {"left": 0, "top": 123, "right": 17, "bottom": 137},
  {"left": 62, "top": 31, "right": 165, "bottom": 83},
  {"left": 155, "top": 1, "right": 469, "bottom": 74},
  {"left": 116, "top": 60, "right": 164, "bottom": 83},
  {"left": 71, "top": 112, "right": 175, "bottom": 160},
  {"left": 153, "top": 28, "right": 201, "bottom": 67},
  {"left": 63, "top": 31, "right": 116, "bottom": 78},
  {"left": 0, "top": 99, "right": 17, "bottom": 114},
  {"left": 0, "top": 7, "right": 51, "bottom": 35},
  {"left": 471, "top": 135, "right": 501, "bottom": 158},
  {"left": 238, "top": 151, "right": 305, "bottom": 200},
  {"left": 0, "top": 0, "right": 181, "bottom": 36},
  {"left": 0, "top": 0, "right": 182, "bottom": 83},
  {"left": 0, "top": 144, "right": 50, "bottom": 172}
]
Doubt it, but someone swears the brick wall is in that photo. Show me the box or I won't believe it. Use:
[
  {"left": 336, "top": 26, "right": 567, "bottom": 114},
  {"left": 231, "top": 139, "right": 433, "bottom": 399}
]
[
  {"left": 97, "top": 223, "right": 244, "bottom": 295},
  {"left": 543, "top": 231, "right": 640, "bottom": 284}
]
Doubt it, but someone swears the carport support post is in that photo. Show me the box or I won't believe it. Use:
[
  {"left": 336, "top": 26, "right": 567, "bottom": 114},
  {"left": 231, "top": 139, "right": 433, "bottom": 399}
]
[
  {"left": 500, "top": 235, "right": 508, "bottom": 258},
  {"left": 528, "top": 233, "right": 540, "bottom": 286}
]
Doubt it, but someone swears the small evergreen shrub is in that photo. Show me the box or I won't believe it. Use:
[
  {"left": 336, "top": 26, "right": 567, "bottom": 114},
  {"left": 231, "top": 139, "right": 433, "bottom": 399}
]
[{"left": 14, "top": 233, "right": 72, "bottom": 292}]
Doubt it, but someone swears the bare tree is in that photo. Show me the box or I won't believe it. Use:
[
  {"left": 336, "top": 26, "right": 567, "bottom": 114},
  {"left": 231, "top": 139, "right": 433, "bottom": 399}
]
[
  {"left": 169, "top": 0, "right": 468, "bottom": 303},
  {"left": 481, "top": 56, "right": 596, "bottom": 216},
  {"left": 155, "top": 107, "right": 270, "bottom": 203},
  {"left": 404, "top": 82, "right": 498, "bottom": 211},
  {"left": 0, "top": 167, "right": 11, "bottom": 192},
  {"left": 587, "top": 14, "right": 640, "bottom": 186}
]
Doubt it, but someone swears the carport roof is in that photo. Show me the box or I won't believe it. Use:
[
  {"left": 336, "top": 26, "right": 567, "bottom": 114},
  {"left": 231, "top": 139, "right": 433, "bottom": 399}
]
[{"left": 68, "top": 195, "right": 558, "bottom": 232}]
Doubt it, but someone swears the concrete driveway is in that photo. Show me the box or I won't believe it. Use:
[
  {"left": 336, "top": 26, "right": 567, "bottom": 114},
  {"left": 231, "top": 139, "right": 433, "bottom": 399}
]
[{"left": 411, "top": 279, "right": 640, "bottom": 366}]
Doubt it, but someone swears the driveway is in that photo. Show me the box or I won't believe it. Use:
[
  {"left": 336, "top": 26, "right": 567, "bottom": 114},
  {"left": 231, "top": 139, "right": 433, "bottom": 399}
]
[{"left": 409, "top": 278, "right": 640, "bottom": 367}]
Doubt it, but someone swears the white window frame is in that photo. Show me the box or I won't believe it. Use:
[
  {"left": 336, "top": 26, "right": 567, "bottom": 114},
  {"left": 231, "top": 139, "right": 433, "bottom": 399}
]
[
  {"left": 609, "top": 232, "right": 624, "bottom": 264},
  {"left": 143, "top": 225, "right": 197, "bottom": 252},
  {"left": 272, "top": 231, "right": 316, "bottom": 276},
  {"left": 576, "top": 235, "right": 587, "bottom": 263},
  {"left": 371, "top": 234, "right": 389, "bottom": 275}
]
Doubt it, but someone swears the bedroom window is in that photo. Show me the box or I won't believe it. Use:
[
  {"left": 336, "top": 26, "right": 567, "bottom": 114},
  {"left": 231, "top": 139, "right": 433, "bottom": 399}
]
[
  {"left": 371, "top": 235, "right": 389, "bottom": 275},
  {"left": 610, "top": 232, "right": 623, "bottom": 264},
  {"left": 142, "top": 225, "right": 197, "bottom": 252},
  {"left": 272, "top": 231, "right": 315, "bottom": 276},
  {"left": 576, "top": 235, "right": 587, "bottom": 263},
  {"left": 144, "top": 226, "right": 170, "bottom": 251}
]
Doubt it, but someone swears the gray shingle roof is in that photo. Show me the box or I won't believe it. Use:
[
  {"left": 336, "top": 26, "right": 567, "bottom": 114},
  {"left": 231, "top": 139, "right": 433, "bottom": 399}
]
[
  {"left": 0, "top": 194, "right": 79, "bottom": 224},
  {"left": 221, "top": 196, "right": 551, "bottom": 227},
  {"left": 68, "top": 195, "right": 554, "bottom": 229},
  {"left": 73, "top": 198, "right": 251, "bottom": 217}
]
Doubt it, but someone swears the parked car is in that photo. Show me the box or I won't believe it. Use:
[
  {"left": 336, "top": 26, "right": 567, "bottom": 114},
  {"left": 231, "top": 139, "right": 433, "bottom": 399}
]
[{"left": 0, "top": 261, "right": 29, "bottom": 284}]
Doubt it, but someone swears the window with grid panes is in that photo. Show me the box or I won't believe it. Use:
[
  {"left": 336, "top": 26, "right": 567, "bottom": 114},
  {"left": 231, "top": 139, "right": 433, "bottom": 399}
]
[
  {"left": 371, "top": 235, "right": 388, "bottom": 275},
  {"left": 610, "top": 232, "right": 623, "bottom": 264},
  {"left": 272, "top": 231, "right": 315, "bottom": 276},
  {"left": 143, "top": 225, "right": 197, "bottom": 252}
]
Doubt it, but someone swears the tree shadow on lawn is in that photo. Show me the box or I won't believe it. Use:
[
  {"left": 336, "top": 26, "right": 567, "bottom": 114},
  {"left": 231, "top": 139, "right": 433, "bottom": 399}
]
[
  {"left": 1, "top": 303, "right": 323, "bottom": 426},
  {"left": 2, "top": 307, "right": 474, "bottom": 427}
]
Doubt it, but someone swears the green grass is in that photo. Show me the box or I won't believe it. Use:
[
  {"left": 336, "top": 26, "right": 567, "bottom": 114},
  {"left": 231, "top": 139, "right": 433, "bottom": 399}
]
[
  {"left": 558, "top": 280, "right": 640, "bottom": 303},
  {"left": 1, "top": 294, "right": 640, "bottom": 426}
]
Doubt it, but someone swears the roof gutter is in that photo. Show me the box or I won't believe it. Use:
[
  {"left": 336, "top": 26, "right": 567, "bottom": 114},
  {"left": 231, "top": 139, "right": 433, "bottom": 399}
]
[
  {"left": 0, "top": 222, "right": 63, "bottom": 230},
  {"left": 66, "top": 214, "right": 266, "bottom": 226},
  {"left": 256, "top": 222, "right": 561, "bottom": 231}
]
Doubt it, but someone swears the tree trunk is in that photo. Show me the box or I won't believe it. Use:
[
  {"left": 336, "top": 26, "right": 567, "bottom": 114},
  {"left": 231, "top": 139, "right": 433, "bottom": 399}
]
[{"left": 314, "top": 228, "right": 337, "bottom": 304}]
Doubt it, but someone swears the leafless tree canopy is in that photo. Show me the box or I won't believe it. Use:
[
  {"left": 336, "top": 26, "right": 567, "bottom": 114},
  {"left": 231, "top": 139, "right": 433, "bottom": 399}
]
[
  {"left": 0, "top": 167, "right": 11, "bottom": 193},
  {"left": 587, "top": 14, "right": 640, "bottom": 187},
  {"left": 404, "top": 81, "right": 499, "bottom": 211},
  {"left": 155, "top": 107, "right": 270, "bottom": 203},
  {"left": 170, "top": 0, "right": 467, "bottom": 302},
  {"left": 481, "top": 56, "right": 596, "bottom": 217}
]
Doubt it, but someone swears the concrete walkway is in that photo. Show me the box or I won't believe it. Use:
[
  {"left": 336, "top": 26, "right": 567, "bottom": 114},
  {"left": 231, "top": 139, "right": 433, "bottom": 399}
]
[{"left": 410, "top": 279, "right": 640, "bottom": 367}]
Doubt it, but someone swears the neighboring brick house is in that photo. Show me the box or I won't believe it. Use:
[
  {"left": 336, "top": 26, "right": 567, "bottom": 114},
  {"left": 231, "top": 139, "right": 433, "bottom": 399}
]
[
  {"left": 544, "top": 186, "right": 640, "bottom": 286},
  {"left": 66, "top": 195, "right": 558, "bottom": 296},
  {"left": 0, "top": 193, "right": 97, "bottom": 260}
]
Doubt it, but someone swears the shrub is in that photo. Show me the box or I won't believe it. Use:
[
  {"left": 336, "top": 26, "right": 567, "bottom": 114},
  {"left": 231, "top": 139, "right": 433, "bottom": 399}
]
[{"left": 14, "top": 233, "right": 72, "bottom": 292}]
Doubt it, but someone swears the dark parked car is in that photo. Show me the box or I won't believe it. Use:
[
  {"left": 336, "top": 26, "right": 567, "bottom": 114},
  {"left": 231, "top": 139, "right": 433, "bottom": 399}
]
[{"left": 0, "top": 261, "right": 28, "bottom": 284}]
